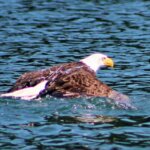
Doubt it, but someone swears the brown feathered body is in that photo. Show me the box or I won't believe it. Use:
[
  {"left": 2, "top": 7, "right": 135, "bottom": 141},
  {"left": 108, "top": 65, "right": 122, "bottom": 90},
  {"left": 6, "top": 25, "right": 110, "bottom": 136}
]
[{"left": 8, "top": 62, "right": 112, "bottom": 98}]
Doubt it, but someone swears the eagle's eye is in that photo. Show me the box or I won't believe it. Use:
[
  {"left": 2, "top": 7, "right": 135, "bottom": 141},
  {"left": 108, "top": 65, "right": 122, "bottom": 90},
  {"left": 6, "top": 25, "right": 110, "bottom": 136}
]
[{"left": 102, "top": 57, "right": 107, "bottom": 61}]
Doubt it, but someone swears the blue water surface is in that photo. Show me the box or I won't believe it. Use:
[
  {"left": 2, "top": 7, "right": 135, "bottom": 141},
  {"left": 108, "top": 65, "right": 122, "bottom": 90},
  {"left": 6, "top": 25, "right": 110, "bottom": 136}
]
[{"left": 0, "top": 0, "right": 150, "bottom": 149}]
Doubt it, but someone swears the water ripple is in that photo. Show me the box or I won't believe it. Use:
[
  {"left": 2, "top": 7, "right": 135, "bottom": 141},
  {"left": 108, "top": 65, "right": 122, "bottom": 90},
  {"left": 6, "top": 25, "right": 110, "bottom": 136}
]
[{"left": 0, "top": 0, "right": 150, "bottom": 149}]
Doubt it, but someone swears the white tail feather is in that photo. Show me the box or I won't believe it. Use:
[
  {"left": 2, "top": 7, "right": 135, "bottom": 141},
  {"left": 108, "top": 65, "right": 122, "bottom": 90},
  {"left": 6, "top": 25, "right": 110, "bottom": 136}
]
[{"left": 0, "top": 80, "right": 48, "bottom": 100}]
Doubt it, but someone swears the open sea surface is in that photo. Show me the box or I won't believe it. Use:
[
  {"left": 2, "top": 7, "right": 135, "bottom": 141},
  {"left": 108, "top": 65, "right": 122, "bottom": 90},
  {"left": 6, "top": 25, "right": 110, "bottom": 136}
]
[{"left": 0, "top": 0, "right": 150, "bottom": 149}]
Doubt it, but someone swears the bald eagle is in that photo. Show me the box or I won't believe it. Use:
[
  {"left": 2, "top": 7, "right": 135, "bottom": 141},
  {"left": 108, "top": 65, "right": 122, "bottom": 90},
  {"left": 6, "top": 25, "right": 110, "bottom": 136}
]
[{"left": 0, "top": 53, "right": 135, "bottom": 109}]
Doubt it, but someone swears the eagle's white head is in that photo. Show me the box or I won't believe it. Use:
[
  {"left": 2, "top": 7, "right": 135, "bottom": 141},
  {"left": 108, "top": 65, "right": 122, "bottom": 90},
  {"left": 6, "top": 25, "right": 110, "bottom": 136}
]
[{"left": 80, "top": 53, "right": 114, "bottom": 72}]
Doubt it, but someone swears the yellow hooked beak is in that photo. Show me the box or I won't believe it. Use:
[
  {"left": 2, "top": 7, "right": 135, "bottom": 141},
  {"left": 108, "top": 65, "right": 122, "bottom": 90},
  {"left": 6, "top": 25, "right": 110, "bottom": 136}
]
[{"left": 103, "top": 57, "right": 114, "bottom": 68}]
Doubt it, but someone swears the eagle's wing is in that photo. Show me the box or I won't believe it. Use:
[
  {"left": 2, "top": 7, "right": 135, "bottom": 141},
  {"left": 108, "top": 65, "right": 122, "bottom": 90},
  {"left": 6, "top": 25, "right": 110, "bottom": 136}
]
[
  {"left": 7, "top": 66, "right": 58, "bottom": 92},
  {"left": 7, "top": 62, "right": 82, "bottom": 92},
  {"left": 39, "top": 67, "right": 112, "bottom": 98}
]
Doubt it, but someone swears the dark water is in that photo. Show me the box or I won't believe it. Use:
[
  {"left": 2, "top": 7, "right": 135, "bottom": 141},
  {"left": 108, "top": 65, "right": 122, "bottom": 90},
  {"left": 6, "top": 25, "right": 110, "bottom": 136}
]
[{"left": 0, "top": 0, "right": 150, "bottom": 149}]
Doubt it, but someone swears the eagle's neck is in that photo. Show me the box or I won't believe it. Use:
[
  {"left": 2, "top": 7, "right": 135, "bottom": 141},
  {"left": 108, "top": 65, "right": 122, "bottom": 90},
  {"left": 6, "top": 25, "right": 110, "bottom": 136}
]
[
  {"left": 77, "top": 61, "right": 95, "bottom": 74},
  {"left": 80, "top": 58, "right": 100, "bottom": 73}
]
